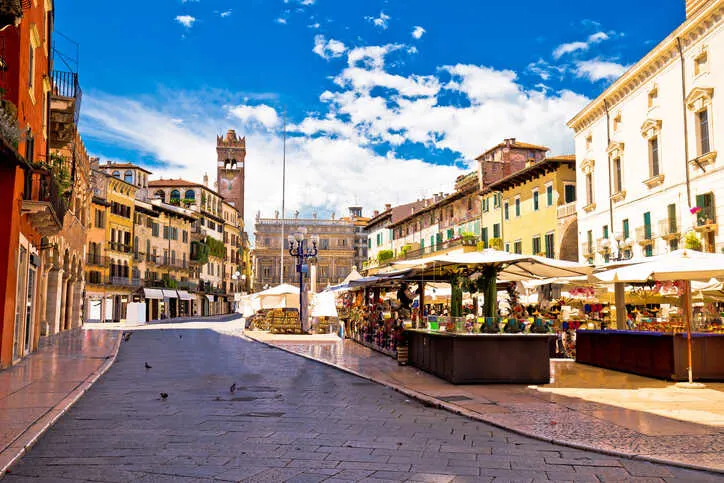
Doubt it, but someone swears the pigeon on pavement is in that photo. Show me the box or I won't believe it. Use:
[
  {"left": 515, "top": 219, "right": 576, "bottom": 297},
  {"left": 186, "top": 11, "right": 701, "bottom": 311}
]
[
  {"left": 160, "top": 392, "right": 168, "bottom": 400},
  {"left": 145, "top": 362, "right": 152, "bottom": 369},
  {"left": 230, "top": 383, "right": 236, "bottom": 393}
]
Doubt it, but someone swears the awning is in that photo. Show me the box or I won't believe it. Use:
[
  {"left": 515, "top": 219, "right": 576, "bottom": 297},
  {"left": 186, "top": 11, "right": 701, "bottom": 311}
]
[
  {"left": 162, "top": 289, "right": 178, "bottom": 299},
  {"left": 143, "top": 288, "right": 164, "bottom": 300},
  {"left": 206, "top": 294, "right": 215, "bottom": 302},
  {"left": 176, "top": 290, "right": 194, "bottom": 301}
]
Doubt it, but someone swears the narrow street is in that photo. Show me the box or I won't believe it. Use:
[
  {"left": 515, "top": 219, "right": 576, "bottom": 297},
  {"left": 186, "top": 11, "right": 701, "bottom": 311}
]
[{"left": 2, "top": 321, "right": 720, "bottom": 482}]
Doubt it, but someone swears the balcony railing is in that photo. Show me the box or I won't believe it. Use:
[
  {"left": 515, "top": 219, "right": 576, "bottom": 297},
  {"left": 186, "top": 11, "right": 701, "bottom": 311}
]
[
  {"left": 177, "top": 280, "right": 199, "bottom": 292},
  {"left": 86, "top": 254, "right": 107, "bottom": 266},
  {"left": 146, "top": 255, "right": 188, "bottom": 269},
  {"left": 658, "top": 217, "right": 680, "bottom": 239},
  {"left": 557, "top": 202, "right": 576, "bottom": 219},
  {"left": 695, "top": 206, "right": 717, "bottom": 231},
  {"left": 108, "top": 276, "right": 142, "bottom": 287},
  {"left": 51, "top": 71, "right": 82, "bottom": 124},
  {"left": 107, "top": 242, "right": 132, "bottom": 253},
  {"left": 635, "top": 226, "right": 655, "bottom": 245},
  {"left": 21, "top": 168, "right": 67, "bottom": 236}
]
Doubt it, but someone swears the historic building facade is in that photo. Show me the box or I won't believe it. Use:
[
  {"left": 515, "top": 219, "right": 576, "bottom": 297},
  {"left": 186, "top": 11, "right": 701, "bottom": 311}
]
[
  {"left": 253, "top": 212, "right": 358, "bottom": 290},
  {"left": 568, "top": 0, "right": 723, "bottom": 262}
]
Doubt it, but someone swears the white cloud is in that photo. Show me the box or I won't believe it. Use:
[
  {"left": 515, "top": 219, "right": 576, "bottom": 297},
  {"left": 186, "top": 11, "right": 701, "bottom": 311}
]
[
  {"left": 308, "top": 22, "right": 320, "bottom": 29},
  {"left": 552, "top": 41, "right": 588, "bottom": 59},
  {"left": 228, "top": 104, "right": 280, "bottom": 129},
  {"left": 175, "top": 15, "right": 196, "bottom": 28},
  {"left": 411, "top": 26, "right": 426, "bottom": 39},
  {"left": 219, "top": 10, "right": 232, "bottom": 18},
  {"left": 81, "top": 41, "right": 592, "bottom": 233},
  {"left": 300, "top": 0, "right": 315, "bottom": 5},
  {"left": 181, "top": 0, "right": 199, "bottom": 3},
  {"left": 365, "top": 11, "right": 390, "bottom": 29},
  {"left": 275, "top": 17, "right": 288, "bottom": 24},
  {"left": 312, "top": 35, "right": 347, "bottom": 60},
  {"left": 552, "top": 30, "right": 612, "bottom": 59},
  {"left": 574, "top": 59, "right": 628, "bottom": 81}
]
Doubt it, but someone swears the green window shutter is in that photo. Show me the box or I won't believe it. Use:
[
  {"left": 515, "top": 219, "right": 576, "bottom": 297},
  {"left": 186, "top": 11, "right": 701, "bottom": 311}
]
[{"left": 622, "top": 219, "right": 629, "bottom": 239}]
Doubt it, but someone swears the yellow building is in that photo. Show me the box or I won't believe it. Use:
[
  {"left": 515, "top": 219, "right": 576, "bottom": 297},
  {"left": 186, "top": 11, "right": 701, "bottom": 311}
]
[
  {"left": 84, "top": 167, "right": 138, "bottom": 321},
  {"left": 480, "top": 155, "right": 578, "bottom": 260}
]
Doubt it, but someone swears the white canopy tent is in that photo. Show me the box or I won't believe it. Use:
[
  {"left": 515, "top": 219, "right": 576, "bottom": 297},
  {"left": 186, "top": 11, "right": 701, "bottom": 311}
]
[
  {"left": 592, "top": 249, "right": 724, "bottom": 384},
  {"left": 254, "top": 283, "right": 301, "bottom": 310}
]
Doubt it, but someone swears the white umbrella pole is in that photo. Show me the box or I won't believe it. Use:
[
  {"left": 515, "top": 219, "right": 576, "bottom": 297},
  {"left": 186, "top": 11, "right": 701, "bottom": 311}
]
[{"left": 684, "top": 279, "right": 694, "bottom": 384}]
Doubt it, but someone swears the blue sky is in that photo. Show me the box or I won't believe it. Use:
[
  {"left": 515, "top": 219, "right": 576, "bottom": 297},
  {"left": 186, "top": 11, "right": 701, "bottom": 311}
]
[{"left": 56, "top": 0, "right": 685, "bottom": 228}]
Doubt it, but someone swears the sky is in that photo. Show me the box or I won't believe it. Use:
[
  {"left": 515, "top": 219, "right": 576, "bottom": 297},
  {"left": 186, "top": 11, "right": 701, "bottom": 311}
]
[{"left": 55, "top": 0, "right": 685, "bottom": 233}]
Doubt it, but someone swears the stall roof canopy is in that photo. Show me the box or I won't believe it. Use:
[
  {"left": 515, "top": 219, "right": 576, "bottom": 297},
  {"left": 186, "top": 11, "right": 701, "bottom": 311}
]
[
  {"left": 348, "top": 269, "right": 412, "bottom": 288},
  {"left": 256, "top": 283, "right": 300, "bottom": 296},
  {"left": 177, "top": 290, "right": 194, "bottom": 301},
  {"left": 393, "top": 249, "right": 592, "bottom": 281},
  {"left": 593, "top": 249, "right": 724, "bottom": 283},
  {"left": 206, "top": 294, "right": 215, "bottom": 302},
  {"left": 143, "top": 288, "right": 164, "bottom": 300},
  {"left": 162, "top": 289, "right": 178, "bottom": 299}
]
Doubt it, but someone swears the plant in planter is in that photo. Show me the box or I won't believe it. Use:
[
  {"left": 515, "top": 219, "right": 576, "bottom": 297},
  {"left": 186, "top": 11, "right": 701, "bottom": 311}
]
[
  {"left": 377, "top": 249, "right": 393, "bottom": 263},
  {"left": 684, "top": 231, "right": 702, "bottom": 251},
  {"left": 488, "top": 237, "right": 503, "bottom": 250},
  {"left": 460, "top": 231, "right": 477, "bottom": 246},
  {"left": 182, "top": 198, "right": 195, "bottom": 208}
]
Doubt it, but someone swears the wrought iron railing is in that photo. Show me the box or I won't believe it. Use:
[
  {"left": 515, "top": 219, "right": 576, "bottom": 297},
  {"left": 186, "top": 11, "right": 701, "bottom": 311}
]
[
  {"left": 23, "top": 168, "right": 67, "bottom": 224},
  {"left": 51, "top": 70, "right": 82, "bottom": 124}
]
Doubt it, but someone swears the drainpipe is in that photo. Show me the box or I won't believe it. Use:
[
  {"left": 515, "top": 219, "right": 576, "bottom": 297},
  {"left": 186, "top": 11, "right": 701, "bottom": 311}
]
[
  {"left": 676, "top": 37, "right": 692, "bottom": 210},
  {"left": 603, "top": 99, "right": 615, "bottom": 233}
]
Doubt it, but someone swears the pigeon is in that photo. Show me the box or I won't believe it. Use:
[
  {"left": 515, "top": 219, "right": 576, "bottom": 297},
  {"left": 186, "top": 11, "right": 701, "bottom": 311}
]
[
  {"left": 123, "top": 332, "right": 132, "bottom": 342},
  {"left": 179, "top": 334, "right": 183, "bottom": 339},
  {"left": 145, "top": 362, "right": 152, "bottom": 369},
  {"left": 230, "top": 383, "right": 236, "bottom": 393},
  {"left": 160, "top": 392, "right": 168, "bottom": 400}
]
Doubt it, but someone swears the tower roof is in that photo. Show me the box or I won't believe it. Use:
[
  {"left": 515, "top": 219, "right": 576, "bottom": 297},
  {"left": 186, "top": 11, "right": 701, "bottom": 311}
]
[{"left": 217, "top": 129, "right": 246, "bottom": 148}]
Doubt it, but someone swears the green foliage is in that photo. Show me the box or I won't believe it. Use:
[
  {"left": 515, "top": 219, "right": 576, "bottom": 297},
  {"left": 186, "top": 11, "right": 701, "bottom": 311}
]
[
  {"left": 460, "top": 231, "right": 476, "bottom": 238},
  {"left": 488, "top": 237, "right": 503, "bottom": 250},
  {"left": 476, "top": 241, "right": 486, "bottom": 251},
  {"left": 400, "top": 244, "right": 413, "bottom": 256},
  {"left": 162, "top": 275, "right": 178, "bottom": 289},
  {"left": 190, "top": 240, "right": 209, "bottom": 265},
  {"left": 377, "top": 249, "right": 394, "bottom": 263},
  {"left": 205, "top": 236, "right": 226, "bottom": 258},
  {"left": 684, "top": 232, "right": 702, "bottom": 251}
]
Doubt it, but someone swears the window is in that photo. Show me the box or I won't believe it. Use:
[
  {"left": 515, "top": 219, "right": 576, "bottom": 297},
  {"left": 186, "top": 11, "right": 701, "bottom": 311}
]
[
  {"left": 95, "top": 209, "right": 105, "bottom": 228},
  {"left": 544, "top": 232, "right": 554, "bottom": 259},
  {"left": 124, "top": 170, "right": 133, "bottom": 184},
  {"left": 112, "top": 170, "right": 121, "bottom": 178},
  {"left": 504, "top": 201, "right": 509, "bottom": 220},
  {"left": 182, "top": 230, "right": 188, "bottom": 243},
  {"left": 697, "top": 109, "right": 710, "bottom": 155},
  {"left": 649, "top": 137, "right": 660, "bottom": 177},
  {"left": 532, "top": 236, "right": 541, "bottom": 255},
  {"left": 694, "top": 49, "right": 708, "bottom": 76},
  {"left": 184, "top": 189, "right": 195, "bottom": 201},
  {"left": 493, "top": 193, "right": 500, "bottom": 208},
  {"left": 493, "top": 223, "right": 500, "bottom": 239},
  {"left": 482, "top": 227, "right": 488, "bottom": 247},
  {"left": 514, "top": 197, "right": 520, "bottom": 217},
  {"left": 532, "top": 190, "right": 539, "bottom": 211},
  {"left": 546, "top": 184, "right": 553, "bottom": 206},
  {"left": 564, "top": 184, "right": 576, "bottom": 204},
  {"left": 170, "top": 189, "right": 180, "bottom": 201},
  {"left": 467, "top": 197, "right": 473, "bottom": 211},
  {"left": 28, "top": 43, "right": 35, "bottom": 90},
  {"left": 320, "top": 239, "right": 329, "bottom": 250},
  {"left": 612, "top": 157, "right": 623, "bottom": 193},
  {"left": 154, "top": 190, "right": 165, "bottom": 202},
  {"left": 648, "top": 86, "right": 658, "bottom": 109},
  {"left": 585, "top": 174, "right": 593, "bottom": 206},
  {"left": 513, "top": 240, "right": 522, "bottom": 254},
  {"left": 505, "top": 243, "right": 510, "bottom": 253},
  {"left": 644, "top": 212, "right": 653, "bottom": 257},
  {"left": 482, "top": 197, "right": 489, "bottom": 212},
  {"left": 695, "top": 192, "right": 715, "bottom": 227},
  {"left": 603, "top": 225, "right": 609, "bottom": 239},
  {"left": 152, "top": 222, "right": 159, "bottom": 237},
  {"left": 163, "top": 226, "right": 169, "bottom": 239},
  {"left": 622, "top": 219, "right": 630, "bottom": 240}
]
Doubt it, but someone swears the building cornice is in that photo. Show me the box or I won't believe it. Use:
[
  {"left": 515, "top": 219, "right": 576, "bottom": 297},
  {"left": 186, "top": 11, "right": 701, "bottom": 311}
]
[{"left": 567, "top": 0, "right": 724, "bottom": 133}]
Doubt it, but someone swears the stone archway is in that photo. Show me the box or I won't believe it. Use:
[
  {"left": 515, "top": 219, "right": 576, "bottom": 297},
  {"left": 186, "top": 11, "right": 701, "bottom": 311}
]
[{"left": 557, "top": 218, "right": 579, "bottom": 262}]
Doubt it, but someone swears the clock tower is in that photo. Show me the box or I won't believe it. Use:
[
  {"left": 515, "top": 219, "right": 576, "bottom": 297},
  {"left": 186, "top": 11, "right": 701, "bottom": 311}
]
[{"left": 216, "top": 129, "right": 246, "bottom": 219}]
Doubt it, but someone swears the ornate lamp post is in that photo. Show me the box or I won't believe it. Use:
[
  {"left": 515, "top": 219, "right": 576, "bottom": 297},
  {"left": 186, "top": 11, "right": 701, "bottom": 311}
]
[
  {"left": 611, "top": 233, "right": 634, "bottom": 262},
  {"left": 288, "top": 227, "right": 319, "bottom": 332}
]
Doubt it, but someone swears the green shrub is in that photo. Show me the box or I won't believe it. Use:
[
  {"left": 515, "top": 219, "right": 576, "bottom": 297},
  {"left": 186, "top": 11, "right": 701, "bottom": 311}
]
[{"left": 377, "top": 249, "right": 394, "bottom": 263}]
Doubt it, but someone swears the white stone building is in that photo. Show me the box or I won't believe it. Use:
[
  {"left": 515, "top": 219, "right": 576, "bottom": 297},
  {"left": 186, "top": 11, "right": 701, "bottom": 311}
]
[{"left": 568, "top": 0, "right": 723, "bottom": 263}]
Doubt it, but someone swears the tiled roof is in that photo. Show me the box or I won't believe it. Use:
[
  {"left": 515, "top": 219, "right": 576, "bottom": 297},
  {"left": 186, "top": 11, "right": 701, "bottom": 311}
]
[
  {"left": 148, "top": 178, "right": 200, "bottom": 187},
  {"left": 100, "top": 163, "right": 152, "bottom": 174},
  {"left": 475, "top": 140, "right": 550, "bottom": 160}
]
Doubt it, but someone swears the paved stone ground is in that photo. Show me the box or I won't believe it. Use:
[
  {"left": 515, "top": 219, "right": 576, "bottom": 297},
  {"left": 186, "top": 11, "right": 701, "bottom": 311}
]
[{"left": 2, "top": 322, "right": 722, "bottom": 482}]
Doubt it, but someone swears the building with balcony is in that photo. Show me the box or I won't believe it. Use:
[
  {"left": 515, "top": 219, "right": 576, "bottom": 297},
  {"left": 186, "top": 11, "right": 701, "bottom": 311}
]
[
  {"left": 252, "top": 211, "right": 357, "bottom": 290},
  {"left": 0, "top": 0, "right": 89, "bottom": 367},
  {"left": 568, "top": 0, "right": 724, "bottom": 262},
  {"left": 222, "top": 200, "right": 244, "bottom": 310},
  {"left": 481, "top": 155, "right": 578, "bottom": 260}
]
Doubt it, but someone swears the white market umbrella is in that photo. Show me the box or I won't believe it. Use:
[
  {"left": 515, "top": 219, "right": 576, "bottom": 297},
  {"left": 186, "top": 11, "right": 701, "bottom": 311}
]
[
  {"left": 393, "top": 249, "right": 593, "bottom": 317},
  {"left": 255, "top": 283, "right": 300, "bottom": 310},
  {"left": 310, "top": 291, "right": 338, "bottom": 317},
  {"left": 342, "top": 266, "right": 363, "bottom": 285},
  {"left": 592, "top": 249, "right": 724, "bottom": 384}
]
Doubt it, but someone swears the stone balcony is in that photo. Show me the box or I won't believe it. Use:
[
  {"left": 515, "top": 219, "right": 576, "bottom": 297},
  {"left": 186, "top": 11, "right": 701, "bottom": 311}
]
[
  {"left": 21, "top": 168, "right": 66, "bottom": 236},
  {"left": 49, "top": 71, "right": 82, "bottom": 149}
]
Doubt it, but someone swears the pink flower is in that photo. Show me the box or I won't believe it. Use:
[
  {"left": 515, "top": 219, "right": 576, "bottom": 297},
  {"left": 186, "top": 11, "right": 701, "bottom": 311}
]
[{"left": 690, "top": 206, "right": 702, "bottom": 214}]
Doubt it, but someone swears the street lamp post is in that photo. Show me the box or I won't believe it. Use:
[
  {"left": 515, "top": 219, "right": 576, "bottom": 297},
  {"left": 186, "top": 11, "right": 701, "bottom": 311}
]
[{"left": 288, "top": 227, "right": 318, "bottom": 333}]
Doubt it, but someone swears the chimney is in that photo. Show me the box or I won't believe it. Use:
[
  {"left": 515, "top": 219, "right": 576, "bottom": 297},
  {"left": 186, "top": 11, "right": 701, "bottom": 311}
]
[
  {"left": 384, "top": 203, "right": 392, "bottom": 211},
  {"left": 504, "top": 138, "right": 516, "bottom": 147},
  {"left": 106, "top": 160, "right": 111, "bottom": 166}
]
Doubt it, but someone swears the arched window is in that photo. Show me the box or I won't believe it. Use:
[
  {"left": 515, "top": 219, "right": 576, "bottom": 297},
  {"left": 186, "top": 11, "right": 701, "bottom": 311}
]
[
  {"left": 154, "top": 190, "right": 165, "bottom": 202},
  {"left": 124, "top": 170, "right": 133, "bottom": 184},
  {"left": 170, "top": 189, "right": 180, "bottom": 201},
  {"left": 112, "top": 171, "right": 121, "bottom": 178},
  {"left": 184, "top": 189, "right": 195, "bottom": 201}
]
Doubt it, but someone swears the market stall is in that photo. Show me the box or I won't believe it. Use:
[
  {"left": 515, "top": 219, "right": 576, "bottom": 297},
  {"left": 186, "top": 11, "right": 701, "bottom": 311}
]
[{"left": 587, "top": 249, "right": 724, "bottom": 382}]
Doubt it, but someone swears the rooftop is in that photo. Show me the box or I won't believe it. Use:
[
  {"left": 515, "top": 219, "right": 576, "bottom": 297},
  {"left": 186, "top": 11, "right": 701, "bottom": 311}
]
[
  {"left": 483, "top": 155, "right": 576, "bottom": 192},
  {"left": 475, "top": 139, "right": 550, "bottom": 160}
]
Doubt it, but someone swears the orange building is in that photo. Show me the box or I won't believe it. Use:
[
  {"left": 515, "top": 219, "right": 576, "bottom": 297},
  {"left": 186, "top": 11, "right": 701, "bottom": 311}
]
[{"left": 0, "top": 1, "right": 84, "bottom": 367}]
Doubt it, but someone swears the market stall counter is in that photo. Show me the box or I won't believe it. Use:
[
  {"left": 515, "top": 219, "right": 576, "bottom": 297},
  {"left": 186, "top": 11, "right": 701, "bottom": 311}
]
[
  {"left": 576, "top": 330, "right": 724, "bottom": 381},
  {"left": 406, "top": 329, "right": 555, "bottom": 384}
]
